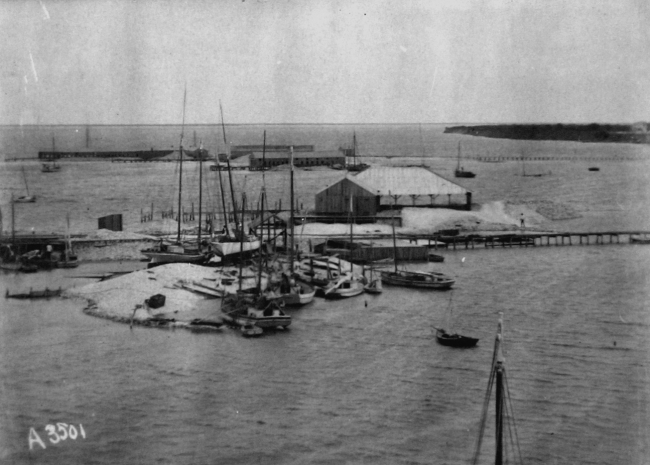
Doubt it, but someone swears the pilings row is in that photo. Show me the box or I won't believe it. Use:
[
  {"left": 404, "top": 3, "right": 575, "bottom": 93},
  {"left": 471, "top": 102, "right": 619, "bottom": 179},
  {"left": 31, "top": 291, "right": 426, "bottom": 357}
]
[{"left": 433, "top": 232, "right": 650, "bottom": 250}]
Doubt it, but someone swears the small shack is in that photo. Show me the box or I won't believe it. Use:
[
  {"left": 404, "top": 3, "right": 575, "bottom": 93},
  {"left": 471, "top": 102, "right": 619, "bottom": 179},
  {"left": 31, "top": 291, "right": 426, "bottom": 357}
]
[{"left": 315, "top": 166, "right": 472, "bottom": 216}]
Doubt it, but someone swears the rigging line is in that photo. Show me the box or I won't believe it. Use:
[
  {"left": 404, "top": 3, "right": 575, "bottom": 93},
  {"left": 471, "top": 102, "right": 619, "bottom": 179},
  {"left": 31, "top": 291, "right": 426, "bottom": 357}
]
[{"left": 503, "top": 371, "right": 525, "bottom": 465}]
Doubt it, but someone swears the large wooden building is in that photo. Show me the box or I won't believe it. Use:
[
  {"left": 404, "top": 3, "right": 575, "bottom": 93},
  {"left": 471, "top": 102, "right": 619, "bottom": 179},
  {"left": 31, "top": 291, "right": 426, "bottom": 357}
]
[
  {"left": 249, "top": 150, "right": 345, "bottom": 170},
  {"left": 315, "top": 166, "right": 472, "bottom": 216}
]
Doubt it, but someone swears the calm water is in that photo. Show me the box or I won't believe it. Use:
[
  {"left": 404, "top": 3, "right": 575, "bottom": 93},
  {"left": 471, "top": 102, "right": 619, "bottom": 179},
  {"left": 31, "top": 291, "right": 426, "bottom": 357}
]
[
  {"left": 1, "top": 246, "right": 649, "bottom": 464},
  {"left": 1, "top": 125, "right": 650, "bottom": 464}
]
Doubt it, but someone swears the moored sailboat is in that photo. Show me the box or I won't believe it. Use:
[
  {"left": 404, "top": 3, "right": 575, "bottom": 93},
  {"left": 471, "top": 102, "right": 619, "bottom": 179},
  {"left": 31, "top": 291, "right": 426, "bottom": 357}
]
[
  {"left": 455, "top": 141, "right": 476, "bottom": 178},
  {"left": 380, "top": 193, "right": 455, "bottom": 290},
  {"left": 141, "top": 89, "right": 209, "bottom": 266},
  {"left": 470, "top": 314, "right": 524, "bottom": 465},
  {"left": 14, "top": 167, "right": 36, "bottom": 203}
]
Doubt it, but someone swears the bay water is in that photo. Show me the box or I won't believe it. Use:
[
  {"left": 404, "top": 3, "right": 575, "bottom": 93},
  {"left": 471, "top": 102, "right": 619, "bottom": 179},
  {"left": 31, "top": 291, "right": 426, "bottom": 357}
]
[{"left": 1, "top": 124, "right": 649, "bottom": 464}]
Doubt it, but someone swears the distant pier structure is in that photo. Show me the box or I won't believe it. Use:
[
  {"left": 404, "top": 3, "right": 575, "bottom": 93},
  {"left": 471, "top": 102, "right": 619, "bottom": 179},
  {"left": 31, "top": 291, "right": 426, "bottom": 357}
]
[{"left": 38, "top": 149, "right": 174, "bottom": 160}]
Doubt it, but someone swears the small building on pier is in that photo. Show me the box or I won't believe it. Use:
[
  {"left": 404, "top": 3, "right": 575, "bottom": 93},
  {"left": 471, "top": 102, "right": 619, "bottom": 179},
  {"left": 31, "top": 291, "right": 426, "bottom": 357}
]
[{"left": 315, "top": 166, "right": 472, "bottom": 216}]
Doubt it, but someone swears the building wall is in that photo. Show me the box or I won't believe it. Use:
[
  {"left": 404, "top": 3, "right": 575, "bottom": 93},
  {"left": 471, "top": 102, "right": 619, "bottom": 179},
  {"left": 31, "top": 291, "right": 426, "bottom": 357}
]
[
  {"left": 315, "top": 178, "right": 378, "bottom": 215},
  {"left": 249, "top": 154, "right": 345, "bottom": 170}
]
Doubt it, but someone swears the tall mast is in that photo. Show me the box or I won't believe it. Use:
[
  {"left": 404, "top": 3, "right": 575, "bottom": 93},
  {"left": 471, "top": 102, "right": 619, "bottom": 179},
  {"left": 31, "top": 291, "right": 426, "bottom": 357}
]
[
  {"left": 238, "top": 192, "right": 246, "bottom": 292},
  {"left": 22, "top": 166, "right": 30, "bottom": 197},
  {"left": 177, "top": 86, "right": 187, "bottom": 243},
  {"left": 219, "top": 101, "right": 239, "bottom": 230},
  {"left": 353, "top": 131, "right": 357, "bottom": 167},
  {"left": 11, "top": 192, "right": 15, "bottom": 245},
  {"left": 391, "top": 192, "right": 398, "bottom": 273},
  {"left": 494, "top": 314, "right": 505, "bottom": 465},
  {"left": 349, "top": 194, "right": 354, "bottom": 258},
  {"left": 215, "top": 133, "right": 229, "bottom": 236},
  {"left": 262, "top": 130, "right": 267, "bottom": 182},
  {"left": 289, "top": 146, "right": 295, "bottom": 272},
  {"left": 197, "top": 140, "right": 203, "bottom": 248}
]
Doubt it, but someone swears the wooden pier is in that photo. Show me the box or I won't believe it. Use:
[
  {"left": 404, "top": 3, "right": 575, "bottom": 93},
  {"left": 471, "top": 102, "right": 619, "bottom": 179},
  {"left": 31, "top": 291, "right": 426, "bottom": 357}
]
[{"left": 409, "top": 231, "right": 650, "bottom": 250}]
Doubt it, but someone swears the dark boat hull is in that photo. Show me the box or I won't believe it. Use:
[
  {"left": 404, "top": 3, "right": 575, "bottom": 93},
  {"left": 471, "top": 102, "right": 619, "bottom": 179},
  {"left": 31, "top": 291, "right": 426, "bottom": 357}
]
[
  {"left": 455, "top": 170, "right": 476, "bottom": 178},
  {"left": 435, "top": 329, "right": 478, "bottom": 347}
]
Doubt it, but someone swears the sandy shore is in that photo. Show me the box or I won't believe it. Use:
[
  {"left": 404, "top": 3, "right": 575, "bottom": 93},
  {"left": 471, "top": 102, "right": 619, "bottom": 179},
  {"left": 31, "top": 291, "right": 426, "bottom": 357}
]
[{"left": 67, "top": 263, "right": 253, "bottom": 330}]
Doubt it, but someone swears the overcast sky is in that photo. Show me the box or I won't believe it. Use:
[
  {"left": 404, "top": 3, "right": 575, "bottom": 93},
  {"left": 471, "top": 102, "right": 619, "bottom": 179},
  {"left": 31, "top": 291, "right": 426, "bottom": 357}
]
[{"left": 1, "top": 0, "right": 648, "bottom": 125}]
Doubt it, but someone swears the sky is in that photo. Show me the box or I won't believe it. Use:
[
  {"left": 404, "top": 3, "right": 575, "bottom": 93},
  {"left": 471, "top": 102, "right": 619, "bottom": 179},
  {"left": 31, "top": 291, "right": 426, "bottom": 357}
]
[{"left": 1, "top": 0, "right": 648, "bottom": 125}]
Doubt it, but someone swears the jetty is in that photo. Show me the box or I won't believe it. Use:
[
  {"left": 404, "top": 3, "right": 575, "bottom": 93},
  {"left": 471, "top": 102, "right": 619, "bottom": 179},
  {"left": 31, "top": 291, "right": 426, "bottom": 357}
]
[{"left": 408, "top": 231, "right": 650, "bottom": 250}]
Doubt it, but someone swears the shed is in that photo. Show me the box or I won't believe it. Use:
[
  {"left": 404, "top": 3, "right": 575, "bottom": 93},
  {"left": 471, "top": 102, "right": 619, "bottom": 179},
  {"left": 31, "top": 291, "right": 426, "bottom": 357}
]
[{"left": 315, "top": 166, "right": 472, "bottom": 215}]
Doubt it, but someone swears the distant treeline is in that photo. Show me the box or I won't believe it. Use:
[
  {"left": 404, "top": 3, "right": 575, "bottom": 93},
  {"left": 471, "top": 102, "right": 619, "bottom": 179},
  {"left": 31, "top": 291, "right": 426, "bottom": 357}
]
[{"left": 444, "top": 123, "right": 650, "bottom": 144}]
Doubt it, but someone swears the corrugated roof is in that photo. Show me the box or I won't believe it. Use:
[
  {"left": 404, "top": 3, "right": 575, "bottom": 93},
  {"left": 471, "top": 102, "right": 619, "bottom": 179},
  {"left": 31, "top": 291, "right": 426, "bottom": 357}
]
[{"left": 348, "top": 167, "right": 469, "bottom": 196}]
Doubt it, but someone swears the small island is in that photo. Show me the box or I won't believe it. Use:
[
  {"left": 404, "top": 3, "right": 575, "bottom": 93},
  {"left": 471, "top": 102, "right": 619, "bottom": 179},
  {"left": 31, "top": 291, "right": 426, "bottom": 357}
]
[{"left": 445, "top": 122, "right": 650, "bottom": 144}]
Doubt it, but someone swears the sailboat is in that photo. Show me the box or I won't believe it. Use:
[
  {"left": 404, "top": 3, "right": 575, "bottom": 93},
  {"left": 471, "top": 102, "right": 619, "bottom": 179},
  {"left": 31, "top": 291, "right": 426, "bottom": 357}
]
[
  {"left": 264, "top": 144, "right": 315, "bottom": 306},
  {"left": 520, "top": 151, "right": 548, "bottom": 177},
  {"left": 321, "top": 193, "right": 365, "bottom": 299},
  {"left": 470, "top": 314, "right": 524, "bottom": 465},
  {"left": 42, "top": 137, "right": 61, "bottom": 172},
  {"left": 14, "top": 167, "right": 36, "bottom": 203},
  {"left": 141, "top": 89, "right": 208, "bottom": 266},
  {"left": 184, "top": 130, "right": 211, "bottom": 161},
  {"left": 380, "top": 194, "right": 455, "bottom": 290},
  {"left": 221, "top": 193, "right": 292, "bottom": 331},
  {"left": 57, "top": 213, "right": 79, "bottom": 268},
  {"left": 455, "top": 141, "right": 476, "bottom": 178},
  {"left": 345, "top": 132, "right": 369, "bottom": 172},
  {"left": 434, "top": 294, "right": 478, "bottom": 347},
  {"left": 363, "top": 266, "right": 383, "bottom": 294},
  {"left": 0, "top": 194, "right": 38, "bottom": 272},
  {"left": 210, "top": 102, "right": 261, "bottom": 260}
]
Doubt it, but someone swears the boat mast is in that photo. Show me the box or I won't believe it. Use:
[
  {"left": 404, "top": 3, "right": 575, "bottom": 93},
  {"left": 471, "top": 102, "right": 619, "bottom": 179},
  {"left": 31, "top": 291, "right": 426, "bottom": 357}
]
[
  {"left": 457, "top": 141, "right": 461, "bottom": 171},
  {"left": 219, "top": 101, "right": 239, "bottom": 232},
  {"left": 11, "top": 192, "right": 15, "bottom": 245},
  {"left": 353, "top": 131, "right": 357, "bottom": 168},
  {"left": 177, "top": 86, "right": 187, "bottom": 243},
  {"left": 349, "top": 194, "right": 354, "bottom": 260},
  {"left": 22, "top": 166, "right": 30, "bottom": 197},
  {"left": 494, "top": 314, "right": 505, "bottom": 465},
  {"left": 289, "top": 146, "right": 295, "bottom": 272},
  {"left": 197, "top": 140, "right": 203, "bottom": 249},
  {"left": 391, "top": 191, "right": 398, "bottom": 273},
  {"left": 238, "top": 192, "right": 246, "bottom": 292},
  {"left": 215, "top": 133, "right": 229, "bottom": 236}
]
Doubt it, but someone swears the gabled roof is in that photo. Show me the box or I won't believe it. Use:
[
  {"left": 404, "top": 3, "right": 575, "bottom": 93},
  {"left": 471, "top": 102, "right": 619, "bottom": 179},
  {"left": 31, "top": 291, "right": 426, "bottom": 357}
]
[{"left": 348, "top": 166, "right": 469, "bottom": 196}]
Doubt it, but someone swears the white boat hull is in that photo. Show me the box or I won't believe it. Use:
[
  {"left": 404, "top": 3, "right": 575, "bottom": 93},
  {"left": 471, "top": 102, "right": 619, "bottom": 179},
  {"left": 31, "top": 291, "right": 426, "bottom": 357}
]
[{"left": 211, "top": 240, "right": 261, "bottom": 257}]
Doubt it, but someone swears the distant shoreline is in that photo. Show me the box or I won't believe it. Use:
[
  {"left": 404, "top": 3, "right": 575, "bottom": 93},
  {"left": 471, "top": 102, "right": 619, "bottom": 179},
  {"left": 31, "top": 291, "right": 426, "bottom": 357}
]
[{"left": 445, "top": 123, "right": 650, "bottom": 144}]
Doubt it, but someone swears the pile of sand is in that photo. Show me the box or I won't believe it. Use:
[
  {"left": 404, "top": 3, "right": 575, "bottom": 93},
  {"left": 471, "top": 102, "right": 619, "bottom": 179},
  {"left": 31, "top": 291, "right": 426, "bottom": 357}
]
[
  {"left": 299, "top": 222, "right": 393, "bottom": 236},
  {"left": 66, "top": 263, "right": 231, "bottom": 326},
  {"left": 400, "top": 201, "right": 558, "bottom": 234}
]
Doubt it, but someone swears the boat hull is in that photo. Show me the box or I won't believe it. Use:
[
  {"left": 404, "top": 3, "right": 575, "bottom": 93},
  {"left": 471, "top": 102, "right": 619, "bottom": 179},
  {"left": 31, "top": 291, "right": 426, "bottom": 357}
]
[
  {"left": 380, "top": 270, "right": 454, "bottom": 290},
  {"left": 141, "top": 250, "right": 206, "bottom": 264},
  {"left": 435, "top": 329, "right": 479, "bottom": 347},
  {"left": 211, "top": 240, "right": 261, "bottom": 257}
]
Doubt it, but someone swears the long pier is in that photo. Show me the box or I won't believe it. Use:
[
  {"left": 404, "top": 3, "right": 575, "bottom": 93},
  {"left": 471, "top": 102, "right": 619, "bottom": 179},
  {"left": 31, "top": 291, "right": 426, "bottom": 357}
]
[{"left": 408, "top": 231, "right": 650, "bottom": 250}]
